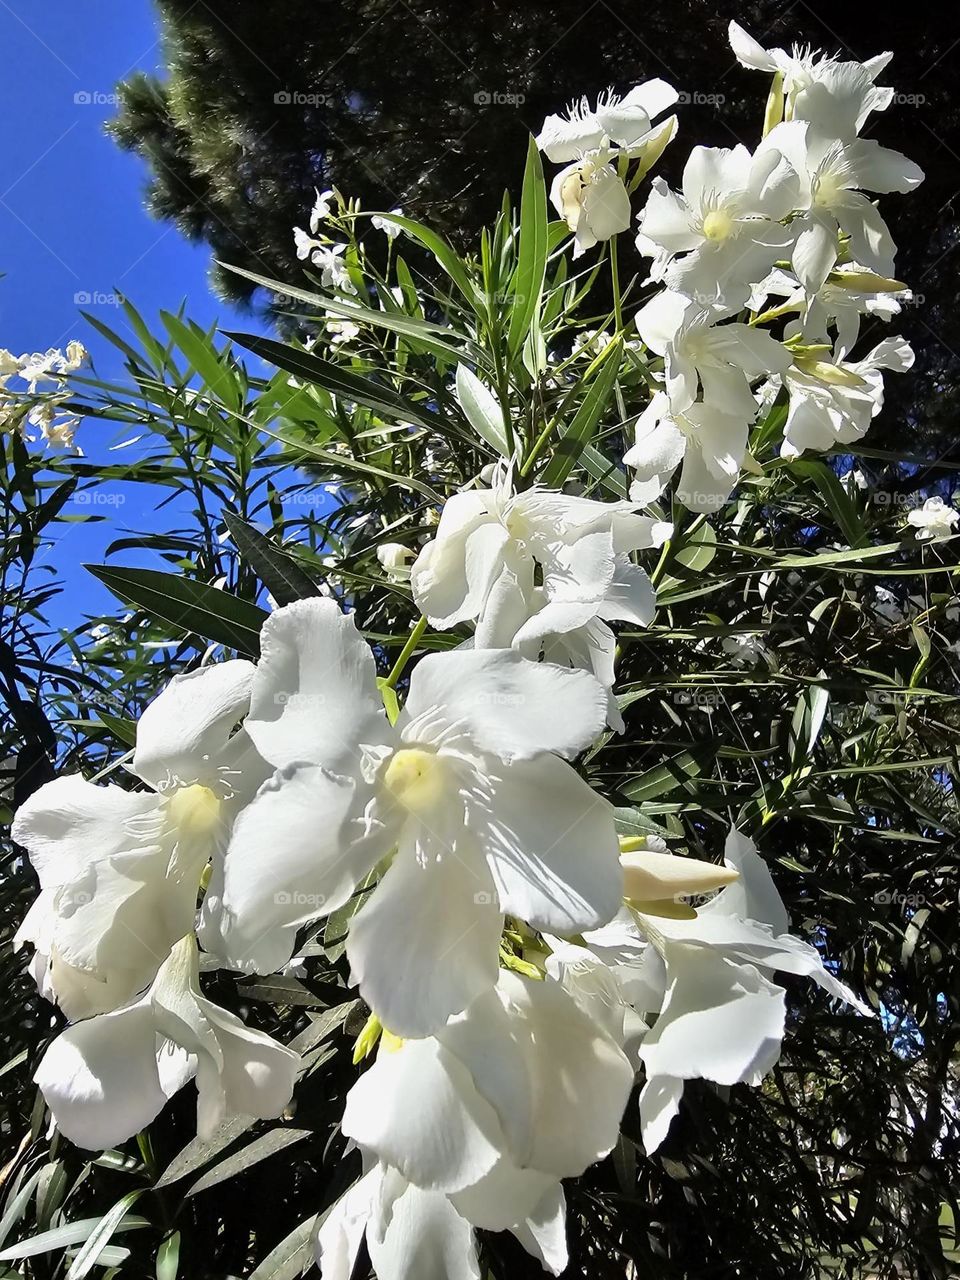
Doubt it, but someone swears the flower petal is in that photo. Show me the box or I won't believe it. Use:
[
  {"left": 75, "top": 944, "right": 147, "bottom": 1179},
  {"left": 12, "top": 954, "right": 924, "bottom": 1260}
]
[
  {"left": 368, "top": 1181, "right": 480, "bottom": 1280},
  {"left": 245, "top": 599, "right": 392, "bottom": 776},
  {"left": 401, "top": 649, "right": 606, "bottom": 761},
  {"left": 482, "top": 754, "right": 622, "bottom": 934},
  {"left": 347, "top": 833, "right": 503, "bottom": 1038},
  {"left": 214, "top": 762, "right": 393, "bottom": 973},
  {"left": 133, "top": 659, "right": 255, "bottom": 790}
]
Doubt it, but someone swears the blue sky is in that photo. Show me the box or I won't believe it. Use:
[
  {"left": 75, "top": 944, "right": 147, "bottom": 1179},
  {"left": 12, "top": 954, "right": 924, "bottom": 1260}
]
[{"left": 0, "top": 0, "right": 269, "bottom": 625}]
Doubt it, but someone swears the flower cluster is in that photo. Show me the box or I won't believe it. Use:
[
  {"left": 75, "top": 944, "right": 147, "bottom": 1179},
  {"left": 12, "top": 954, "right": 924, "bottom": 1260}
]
[
  {"left": 0, "top": 341, "right": 87, "bottom": 448},
  {"left": 12, "top": 24, "right": 918, "bottom": 1280}
]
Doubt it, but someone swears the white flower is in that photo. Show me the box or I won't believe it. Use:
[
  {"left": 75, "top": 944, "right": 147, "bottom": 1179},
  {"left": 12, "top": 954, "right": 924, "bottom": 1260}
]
[
  {"left": 324, "top": 311, "right": 360, "bottom": 346},
  {"left": 209, "top": 599, "right": 621, "bottom": 1037},
  {"left": 728, "top": 22, "right": 895, "bottom": 140},
  {"left": 310, "top": 188, "right": 336, "bottom": 233},
  {"left": 839, "top": 467, "right": 868, "bottom": 491},
  {"left": 312, "top": 243, "right": 357, "bottom": 294},
  {"left": 13, "top": 661, "right": 266, "bottom": 1020},
  {"left": 907, "top": 496, "right": 960, "bottom": 541},
  {"left": 549, "top": 147, "right": 632, "bottom": 258},
  {"left": 636, "top": 138, "right": 799, "bottom": 309},
  {"left": 536, "top": 80, "right": 679, "bottom": 163},
  {"left": 319, "top": 969, "right": 633, "bottom": 1279},
  {"left": 34, "top": 934, "right": 298, "bottom": 1150},
  {"left": 410, "top": 475, "right": 669, "bottom": 708},
  {"left": 377, "top": 542, "right": 415, "bottom": 582},
  {"left": 767, "top": 121, "right": 923, "bottom": 293},
  {"left": 550, "top": 829, "right": 868, "bottom": 1153},
  {"left": 775, "top": 335, "right": 913, "bottom": 457},
  {"left": 372, "top": 208, "right": 403, "bottom": 239}
]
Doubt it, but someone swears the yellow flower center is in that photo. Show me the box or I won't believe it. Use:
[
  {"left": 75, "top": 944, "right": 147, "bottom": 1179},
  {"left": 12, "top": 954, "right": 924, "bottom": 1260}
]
[
  {"left": 383, "top": 748, "right": 446, "bottom": 812},
  {"left": 702, "top": 208, "right": 735, "bottom": 242},
  {"left": 165, "top": 784, "right": 221, "bottom": 839}
]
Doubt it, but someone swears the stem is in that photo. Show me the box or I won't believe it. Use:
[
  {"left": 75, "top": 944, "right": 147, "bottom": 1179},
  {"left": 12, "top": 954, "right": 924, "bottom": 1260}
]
[
  {"left": 385, "top": 615, "right": 428, "bottom": 688},
  {"left": 609, "top": 237, "right": 623, "bottom": 334}
]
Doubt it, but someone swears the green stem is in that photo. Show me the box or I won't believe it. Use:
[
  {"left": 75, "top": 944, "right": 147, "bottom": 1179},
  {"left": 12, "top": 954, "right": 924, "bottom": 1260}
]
[
  {"left": 609, "top": 237, "right": 623, "bottom": 335},
  {"left": 385, "top": 615, "right": 428, "bottom": 688}
]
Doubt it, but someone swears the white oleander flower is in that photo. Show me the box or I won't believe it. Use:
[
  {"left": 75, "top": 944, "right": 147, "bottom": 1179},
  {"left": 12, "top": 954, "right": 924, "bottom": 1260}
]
[
  {"left": 536, "top": 80, "right": 679, "bottom": 164},
  {"left": 410, "top": 472, "right": 669, "bottom": 648},
  {"left": 318, "top": 969, "right": 633, "bottom": 1279},
  {"left": 549, "top": 146, "right": 632, "bottom": 258},
  {"left": 775, "top": 335, "right": 914, "bottom": 457},
  {"left": 766, "top": 121, "right": 923, "bottom": 293},
  {"left": 549, "top": 829, "right": 868, "bottom": 1154},
  {"left": 372, "top": 208, "right": 403, "bottom": 239},
  {"left": 209, "top": 599, "right": 622, "bottom": 1038},
  {"left": 35, "top": 934, "right": 298, "bottom": 1150},
  {"left": 906, "top": 496, "right": 960, "bottom": 541},
  {"left": 13, "top": 661, "right": 266, "bottom": 1020},
  {"left": 636, "top": 138, "right": 799, "bottom": 309},
  {"left": 310, "top": 188, "right": 336, "bottom": 233},
  {"left": 728, "top": 22, "right": 894, "bottom": 141}
]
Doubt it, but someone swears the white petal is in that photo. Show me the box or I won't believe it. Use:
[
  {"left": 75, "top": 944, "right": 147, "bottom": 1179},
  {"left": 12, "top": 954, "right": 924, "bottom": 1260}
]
[
  {"left": 347, "top": 833, "right": 503, "bottom": 1038},
  {"left": 368, "top": 1181, "right": 480, "bottom": 1280},
  {"left": 846, "top": 138, "right": 924, "bottom": 194},
  {"left": 245, "top": 599, "right": 393, "bottom": 775},
  {"left": 581, "top": 167, "right": 632, "bottom": 242},
  {"left": 35, "top": 1003, "right": 177, "bottom": 1150},
  {"left": 401, "top": 649, "right": 606, "bottom": 761},
  {"left": 133, "top": 660, "right": 255, "bottom": 790},
  {"left": 194, "top": 998, "right": 299, "bottom": 1139},
  {"left": 216, "top": 763, "right": 393, "bottom": 973},
  {"left": 451, "top": 1160, "right": 557, "bottom": 1233},
  {"left": 622, "top": 848, "right": 738, "bottom": 901},
  {"left": 11, "top": 775, "right": 160, "bottom": 889},
  {"left": 727, "top": 21, "right": 779, "bottom": 72},
  {"left": 792, "top": 213, "right": 838, "bottom": 293},
  {"left": 510, "top": 1182, "right": 568, "bottom": 1276},
  {"left": 343, "top": 1037, "right": 505, "bottom": 1193},
  {"left": 316, "top": 1169, "right": 380, "bottom": 1280},
  {"left": 481, "top": 753, "right": 622, "bottom": 934},
  {"left": 638, "top": 1075, "right": 685, "bottom": 1153},
  {"left": 410, "top": 491, "right": 501, "bottom": 627},
  {"left": 535, "top": 112, "right": 604, "bottom": 164},
  {"left": 638, "top": 945, "right": 786, "bottom": 1087},
  {"left": 703, "top": 828, "right": 789, "bottom": 932}
]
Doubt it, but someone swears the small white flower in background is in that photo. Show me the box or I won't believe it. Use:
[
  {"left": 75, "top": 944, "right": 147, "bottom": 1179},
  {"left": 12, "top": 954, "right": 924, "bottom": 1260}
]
[
  {"left": 906, "top": 496, "right": 960, "bottom": 541},
  {"left": 35, "top": 934, "right": 298, "bottom": 1150},
  {"left": 376, "top": 541, "right": 415, "bottom": 582},
  {"left": 324, "top": 311, "right": 360, "bottom": 346},
  {"left": 318, "top": 969, "right": 633, "bottom": 1280},
  {"left": 209, "top": 598, "right": 622, "bottom": 1038},
  {"left": 310, "top": 187, "right": 336, "bottom": 233},
  {"left": 721, "top": 632, "right": 770, "bottom": 667},
  {"left": 13, "top": 660, "right": 267, "bottom": 1020},
  {"left": 728, "top": 22, "right": 894, "bottom": 141},
  {"left": 312, "top": 243, "right": 357, "bottom": 294},
  {"left": 372, "top": 208, "right": 403, "bottom": 239}
]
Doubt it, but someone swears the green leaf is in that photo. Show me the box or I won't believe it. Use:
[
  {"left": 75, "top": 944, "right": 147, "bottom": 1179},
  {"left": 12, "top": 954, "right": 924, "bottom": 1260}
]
[
  {"left": 454, "top": 364, "right": 509, "bottom": 456},
  {"left": 621, "top": 749, "right": 707, "bottom": 802},
  {"left": 86, "top": 564, "right": 267, "bottom": 657},
  {"left": 186, "top": 1129, "right": 312, "bottom": 1197},
  {"left": 541, "top": 341, "right": 623, "bottom": 487},
  {"left": 155, "top": 1117, "right": 255, "bottom": 1189},
  {"left": 0, "top": 1216, "right": 148, "bottom": 1264},
  {"left": 791, "top": 458, "right": 868, "bottom": 549},
  {"left": 160, "top": 311, "right": 243, "bottom": 411},
  {"left": 771, "top": 541, "right": 902, "bottom": 569},
  {"left": 65, "top": 1191, "right": 144, "bottom": 1280},
  {"left": 363, "top": 214, "right": 480, "bottom": 308},
  {"left": 222, "top": 512, "right": 322, "bottom": 606},
  {"left": 507, "top": 135, "right": 548, "bottom": 356},
  {"left": 156, "top": 1231, "right": 180, "bottom": 1280},
  {"left": 246, "top": 1214, "right": 318, "bottom": 1280},
  {"left": 95, "top": 710, "right": 137, "bottom": 748}
]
